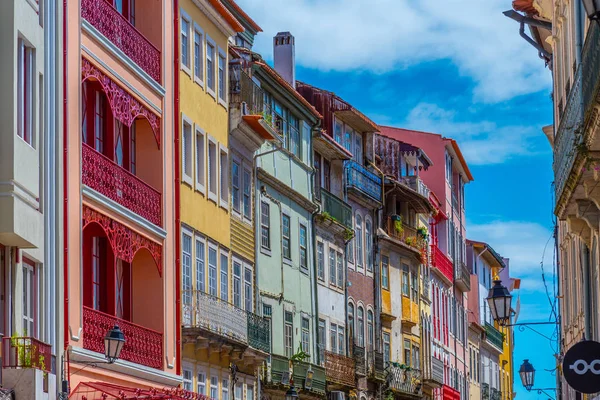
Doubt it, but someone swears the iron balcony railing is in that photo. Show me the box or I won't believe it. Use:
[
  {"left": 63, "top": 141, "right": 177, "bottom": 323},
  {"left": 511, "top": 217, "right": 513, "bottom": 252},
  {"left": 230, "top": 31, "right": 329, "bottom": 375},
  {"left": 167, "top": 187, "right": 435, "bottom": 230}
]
[
  {"left": 455, "top": 261, "right": 471, "bottom": 291},
  {"left": 431, "top": 244, "right": 453, "bottom": 283},
  {"left": 230, "top": 67, "right": 264, "bottom": 115},
  {"left": 318, "top": 188, "right": 353, "bottom": 229},
  {"left": 490, "top": 388, "right": 502, "bottom": 400},
  {"left": 345, "top": 160, "right": 382, "bottom": 203},
  {"left": 83, "top": 306, "right": 163, "bottom": 369},
  {"left": 482, "top": 383, "right": 490, "bottom": 400},
  {"left": 268, "top": 354, "right": 326, "bottom": 395},
  {"left": 182, "top": 290, "right": 271, "bottom": 353},
  {"left": 3, "top": 337, "right": 51, "bottom": 373},
  {"left": 81, "top": 0, "right": 161, "bottom": 82},
  {"left": 582, "top": 20, "right": 600, "bottom": 119},
  {"left": 402, "top": 175, "right": 431, "bottom": 198},
  {"left": 324, "top": 350, "right": 356, "bottom": 387},
  {"left": 387, "top": 364, "right": 422, "bottom": 396},
  {"left": 485, "top": 322, "right": 504, "bottom": 351}
]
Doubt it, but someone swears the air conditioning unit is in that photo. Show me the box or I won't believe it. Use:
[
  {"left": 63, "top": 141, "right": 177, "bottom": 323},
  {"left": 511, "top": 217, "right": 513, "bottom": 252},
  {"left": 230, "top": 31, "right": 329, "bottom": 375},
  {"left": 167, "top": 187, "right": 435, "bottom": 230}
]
[
  {"left": 281, "top": 371, "right": 291, "bottom": 386},
  {"left": 329, "top": 391, "right": 345, "bottom": 400}
]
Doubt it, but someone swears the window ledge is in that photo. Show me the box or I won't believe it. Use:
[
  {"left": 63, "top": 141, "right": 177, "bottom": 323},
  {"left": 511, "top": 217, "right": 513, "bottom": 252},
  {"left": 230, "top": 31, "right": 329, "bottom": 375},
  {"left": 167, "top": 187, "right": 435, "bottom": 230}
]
[{"left": 260, "top": 247, "right": 272, "bottom": 257}]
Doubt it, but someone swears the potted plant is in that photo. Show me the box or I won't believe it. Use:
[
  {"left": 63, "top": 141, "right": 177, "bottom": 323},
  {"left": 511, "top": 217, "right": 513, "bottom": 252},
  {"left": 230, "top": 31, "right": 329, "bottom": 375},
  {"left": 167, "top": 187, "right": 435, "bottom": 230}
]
[
  {"left": 391, "top": 215, "right": 403, "bottom": 234},
  {"left": 417, "top": 226, "right": 428, "bottom": 240}
]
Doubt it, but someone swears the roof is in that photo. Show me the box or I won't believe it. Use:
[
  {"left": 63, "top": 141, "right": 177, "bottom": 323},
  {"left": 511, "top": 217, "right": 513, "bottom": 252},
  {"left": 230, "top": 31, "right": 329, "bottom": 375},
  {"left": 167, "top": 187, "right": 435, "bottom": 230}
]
[
  {"left": 254, "top": 62, "right": 322, "bottom": 119},
  {"left": 512, "top": 0, "right": 538, "bottom": 16},
  {"left": 207, "top": 0, "right": 244, "bottom": 33},
  {"left": 224, "top": 0, "right": 262, "bottom": 32},
  {"left": 297, "top": 81, "right": 378, "bottom": 132},
  {"left": 467, "top": 239, "right": 507, "bottom": 270},
  {"left": 449, "top": 139, "right": 474, "bottom": 181}
]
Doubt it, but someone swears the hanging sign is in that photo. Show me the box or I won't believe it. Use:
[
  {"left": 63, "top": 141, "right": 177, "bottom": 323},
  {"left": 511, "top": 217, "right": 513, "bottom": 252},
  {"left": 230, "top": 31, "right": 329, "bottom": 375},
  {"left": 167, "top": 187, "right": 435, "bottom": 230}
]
[{"left": 562, "top": 340, "right": 600, "bottom": 394}]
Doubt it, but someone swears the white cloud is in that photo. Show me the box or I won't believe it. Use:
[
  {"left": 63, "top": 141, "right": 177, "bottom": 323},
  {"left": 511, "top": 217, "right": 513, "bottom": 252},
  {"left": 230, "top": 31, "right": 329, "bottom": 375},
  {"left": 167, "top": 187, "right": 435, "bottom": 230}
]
[
  {"left": 237, "top": 0, "right": 551, "bottom": 103},
  {"left": 403, "top": 102, "right": 545, "bottom": 164}
]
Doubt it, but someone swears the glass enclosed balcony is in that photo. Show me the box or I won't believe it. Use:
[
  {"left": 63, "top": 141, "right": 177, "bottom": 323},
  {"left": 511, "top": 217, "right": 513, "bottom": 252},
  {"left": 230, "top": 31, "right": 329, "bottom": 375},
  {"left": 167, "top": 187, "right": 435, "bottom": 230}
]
[{"left": 345, "top": 160, "right": 382, "bottom": 204}]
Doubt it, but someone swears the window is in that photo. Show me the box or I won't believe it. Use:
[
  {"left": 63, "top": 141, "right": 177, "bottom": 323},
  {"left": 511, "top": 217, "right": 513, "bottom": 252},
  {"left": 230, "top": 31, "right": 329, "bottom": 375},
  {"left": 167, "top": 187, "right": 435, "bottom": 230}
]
[
  {"left": 302, "top": 317, "right": 310, "bottom": 356},
  {"left": 348, "top": 303, "right": 355, "bottom": 340},
  {"left": 263, "top": 303, "right": 272, "bottom": 318},
  {"left": 210, "top": 377, "right": 218, "bottom": 400},
  {"left": 180, "top": 15, "right": 190, "bottom": 70},
  {"left": 329, "top": 249, "right": 336, "bottom": 285},
  {"left": 343, "top": 125, "right": 353, "bottom": 153},
  {"left": 235, "top": 384, "right": 242, "bottom": 400},
  {"left": 318, "top": 319, "right": 326, "bottom": 364},
  {"left": 354, "top": 132, "right": 363, "bottom": 163},
  {"left": 194, "top": 25, "right": 204, "bottom": 84},
  {"left": 222, "top": 379, "right": 229, "bottom": 400},
  {"left": 411, "top": 270, "right": 418, "bottom": 301},
  {"left": 246, "top": 385, "right": 254, "bottom": 400},
  {"left": 356, "top": 214, "right": 363, "bottom": 268},
  {"left": 208, "top": 137, "right": 217, "bottom": 200},
  {"left": 232, "top": 160, "right": 240, "bottom": 213},
  {"left": 323, "top": 159, "right": 331, "bottom": 191},
  {"left": 445, "top": 151, "right": 452, "bottom": 182},
  {"left": 383, "top": 332, "right": 391, "bottom": 365},
  {"left": 183, "top": 368, "right": 193, "bottom": 391},
  {"left": 381, "top": 256, "right": 389, "bottom": 289},
  {"left": 182, "top": 233, "right": 192, "bottom": 304},
  {"left": 365, "top": 219, "right": 373, "bottom": 272},
  {"left": 220, "top": 146, "right": 229, "bottom": 208},
  {"left": 197, "top": 371, "right": 206, "bottom": 395},
  {"left": 182, "top": 118, "right": 192, "bottom": 184},
  {"left": 90, "top": 237, "right": 107, "bottom": 312},
  {"left": 22, "top": 260, "right": 35, "bottom": 336},
  {"left": 282, "top": 215, "right": 291, "bottom": 259},
  {"left": 404, "top": 339, "right": 411, "bottom": 366},
  {"left": 285, "top": 311, "right": 294, "bottom": 357},
  {"left": 357, "top": 306, "right": 365, "bottom": 347},
  {"left": 244, "top": 267, "right": 252, "bottom": 311},
  {"left": 208, "top": 244, "right": 217, "bottom": 296},
  {"left": 261, "top": 202, "right": 270, "bottom": 250},
  {"left": 300, "top": 224, "right": 308, "bottom": 270},
  {"left": 206, "top": 37, "right": 216, "bottom": 94},
  {"left": 336, "top": 251, "right": 343, "bottom": 288},
  {"left": 402, "top": 264, "right": 409, "bottom": 296},
  {"left": 289, "top": 116, "right": 300, "bottom": 158},
  {"left": 196, "top": 237, "right": 205, "bottom": 293},
  {"left": 334, "top": 118, "right": 343, "bottom": 144},
  {"left": 314, "top": 152, "right": 322, "bottom": 199},
  {"left": 220, "top": 252, "right": 228, "bottom": 301},
  {"left": 233, "top": 260, "right": 242, "bottom": 308},
  {"left": 338, "top": 325, "right": 345, "bottom": 355},
  {"left": 242, "top": 168, "right": 251, "bottom": 220},
  {"left": 130, "top": 124, "right": 136, "bottom": 174},
  {"left": 195, "top": 126, "right": 205, "bottom": 192},
  {"left": 330, "top": 323, "right": 338, "bottom": 354},
  {"left": 317, "top": 242, "right": 325, "bottom": 281},
  {"left": 218, "top": 49, "right": 226, "bottom": 104},
  {"left": 347, "top": 236, "right": 354, "bottom": 264},
  {"left": 17, "top": 39, "right": 34, "bottom": 146},
  {"left": 367, "top": 310, "right": 374, "bottom": 349}
]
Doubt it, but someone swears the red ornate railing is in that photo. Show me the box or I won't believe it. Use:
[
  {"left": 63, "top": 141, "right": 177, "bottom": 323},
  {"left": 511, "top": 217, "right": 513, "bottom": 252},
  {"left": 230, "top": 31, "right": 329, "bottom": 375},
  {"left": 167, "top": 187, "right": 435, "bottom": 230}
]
[
  {"left": 431, "top": 244, "right": 453, "bottom": 283},
  {"left": 81, "top": 0, "right": 161, "bottom": 82},
  {"left": 82, "top": 144, "right": 162, "bottom": 226},
  {"left": 3, "top": 337, "right": 52, "bottom": 372},
  {"left": 83, "top": 306, "right": 163, "bottom": 369},
  {"left": 324, "top": 350, "right": 355, "bottom": 387}
]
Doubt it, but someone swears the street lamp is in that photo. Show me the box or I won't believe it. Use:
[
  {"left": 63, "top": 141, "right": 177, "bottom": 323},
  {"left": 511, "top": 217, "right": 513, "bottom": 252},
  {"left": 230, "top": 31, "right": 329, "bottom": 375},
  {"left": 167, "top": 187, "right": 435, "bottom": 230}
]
[
  {"left": 285, "top": 379, "right": 299, "bottom": 400},
  {"left": 104, "top": 325, "right": 126, "bottom": 364},
  {"left": 519, "top": 359, "right": 535, "bottom": 391},
  {"left": 583, "top": 0, "right": 600, "bottom": 21},
  {"left": 486, "top": 280, "right": 512, "bottom": 326}
]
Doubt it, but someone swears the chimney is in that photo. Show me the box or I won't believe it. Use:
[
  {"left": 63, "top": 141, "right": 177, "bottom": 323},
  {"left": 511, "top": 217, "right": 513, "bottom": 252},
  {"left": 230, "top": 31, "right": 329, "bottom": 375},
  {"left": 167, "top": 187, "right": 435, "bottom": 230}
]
[{"left": 273, "top": 32, "right": 295, "bottom": 87}]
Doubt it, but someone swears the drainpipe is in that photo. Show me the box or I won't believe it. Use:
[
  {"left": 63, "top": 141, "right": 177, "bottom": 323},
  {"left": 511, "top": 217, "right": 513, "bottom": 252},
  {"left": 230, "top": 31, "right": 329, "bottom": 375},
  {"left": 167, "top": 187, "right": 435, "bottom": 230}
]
[
  {"left": 308, "top": 124, "right": 321, "bottom": 364},
  {"left": 174, "top": 0, "right": 182, "bottom": 375},
  {"left": 554, "top": 225, "right": 563, "bottom": 400}
]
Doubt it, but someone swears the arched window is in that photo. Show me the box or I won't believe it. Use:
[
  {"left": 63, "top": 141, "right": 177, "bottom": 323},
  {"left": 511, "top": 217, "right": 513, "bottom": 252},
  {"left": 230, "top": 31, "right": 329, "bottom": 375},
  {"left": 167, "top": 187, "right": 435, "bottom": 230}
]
[
  {"left": 356, "top": 214, "right": 363, "bottom": 268},
  {"left": 367, "top": 309, "right": 374, "bottom": 349},
  {"left": 357, "top": 306, "right": 365, "bottom": 347},
  {"left": 348, "top": 302, "right": 355, "bottom": 343},
  {"left": 365, "top": 219, "right": 372, "bottom": 272}
]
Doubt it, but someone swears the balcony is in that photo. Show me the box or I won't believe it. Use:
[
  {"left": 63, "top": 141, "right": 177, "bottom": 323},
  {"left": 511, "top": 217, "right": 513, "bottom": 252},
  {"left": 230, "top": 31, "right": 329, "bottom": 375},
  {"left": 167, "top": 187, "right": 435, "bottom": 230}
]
[
  {"left": 324, "top": 351, "right": 355, "bottom": 388},
  {"left": 83, "top": 306, "right": 163, "bottom": 369},
  {"left": 367, "top": 350, "right": 385, "bottom": 382},
  {"left": 353, "top": 345, "right": 366, "bottom": 377},
  {"left": 490, "top": 388, "right": 502, "bottom": 400},
  {"left": 455, "top": 261, "right": 471, "bottom": 292},
  {"left": 266, "top": 354, "right": 326, "bottom": 396},
  {"left": 484, "top": 323, "right": 504, "bottom": 351},
  {"left": 345, "top": 160, "right": 382, "bottom": 206},
  {"left": 81, "top": 0, "right": 161, "bottom": 82},
  {"left": 385, "top": 216, "right": 426, "bottom": 256},
  {"left": 431, "top": 245, "right": 453, "bottom": 283},
  {"left": 387, "top": 364, "right": 422, "bottom": 396},
  {"left": 401, "top": 175, "right": 430, "bottom": 199},
  {"left": 230, "top": 68, "right": 264, "bottom": 115},
  {"left": 423, "top": 357, "right": 444, "bottom": 387},
  {"left": 82, "top": 143, "right": 162, "bottom": 226},
  {"left": 316, "top": 188, "right": 353, "bottom": 234},
  {"left": 182, "top": 290, "right": 271, "bottom": 353},
  {"left": 401, "top": 297, "right": 419, "bottom": 328},
  {"left": 3, "top": 337, "right": 51, "bottom": 373}
]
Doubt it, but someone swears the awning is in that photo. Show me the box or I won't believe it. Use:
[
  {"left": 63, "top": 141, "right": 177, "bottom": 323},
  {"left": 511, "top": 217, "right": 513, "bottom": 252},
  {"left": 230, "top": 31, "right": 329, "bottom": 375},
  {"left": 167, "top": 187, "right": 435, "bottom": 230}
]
[{"left": 69, "top": 382, "right": 205, "bottom": 400}]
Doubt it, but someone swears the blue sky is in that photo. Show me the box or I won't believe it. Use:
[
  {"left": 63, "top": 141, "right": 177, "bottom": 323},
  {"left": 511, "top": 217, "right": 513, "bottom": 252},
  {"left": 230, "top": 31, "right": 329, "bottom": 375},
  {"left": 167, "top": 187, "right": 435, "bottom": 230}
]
[{"left": 237, "top": 0, "right": 558, "bottom": 397}]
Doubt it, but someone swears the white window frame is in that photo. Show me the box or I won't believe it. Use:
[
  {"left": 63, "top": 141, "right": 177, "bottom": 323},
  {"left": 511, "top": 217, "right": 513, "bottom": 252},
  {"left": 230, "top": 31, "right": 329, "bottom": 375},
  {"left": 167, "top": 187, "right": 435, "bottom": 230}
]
[
  {"left": 219, "top": 144, "right": 229, "bottom": 210},
  {"left": 17, "top": 38, "right": 35, "bottom": 147},
  {"left": 206, "top": 35, "right": 217, "bottom": 99},
  {"left": 329, "top": 248, "right": 336, "bottom": 286},
  {"left": 208, "top": 241, "right": 218, "bottom": 297},
  {"left": 301, "top": 316, "right": 310, "bottom": 356},
  {"left": 260, "top": 201, "right": 271, "bottom": 252},
  {"left": 222, "top": 378, "right": 229, "bottom": 400},
  {"left": 232, "top": 257, "right": 243, "bottom": 309},
  {"left": 195, "top": 234, "right": 206, "bottom": 293},
  {"left": 197, "top": 369, "right": 207, "bottom": 395},
  {"left": 22, "top": 259, "right": 36, "bottom": 338},
  {"left": 207, "top": 135, "right": 218, "bottom": 202},
  {"left": 193, "top": 22, "right": 205, "bottom": 87},
  {"left": 182, "top": 365, "right": 193, "bottom": 391},
  {"left": 243, "top": 263, "right": 253, "bottom": 312},
  {"left": 180, "top": 10, "right": 191, "bottom": 75},
  {"left": 299, "top": 223, "right": 308, "bottom": 272},
  {"left": 231, "top": 155, "right": 241, "bottom": 216},
  {"left": 182, "top": 228, "right": 193, "bottom": 307},
  {"left": 242, "top": 164, "right": 252, "bottom": 223},
  {"left": 282, "top": 213, "right": 292, "bottom": 261},
  {"left": 317, "top": 241, "right": 325, "bottom": 281},
  {"left": 220, "top": 249, "right": 229, "bottom": 302},
  {"left": 210, "top": 375, "right": 219, "bottom": 400},
  {"left": 181, "top": 114, "right": 193, "bottom": 185},
  {"left": 217, "top": 47, "right": 228, "bottom": 108},
  {"left": 195, "top": 124, "right": 206, "bottom": 194}
]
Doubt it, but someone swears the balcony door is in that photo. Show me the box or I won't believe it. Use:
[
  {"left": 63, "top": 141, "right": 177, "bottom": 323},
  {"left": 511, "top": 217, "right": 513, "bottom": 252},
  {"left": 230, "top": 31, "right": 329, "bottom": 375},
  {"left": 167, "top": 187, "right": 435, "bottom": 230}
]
[{"left": 111, "top": 0, "right": 136, "bottom": 25}]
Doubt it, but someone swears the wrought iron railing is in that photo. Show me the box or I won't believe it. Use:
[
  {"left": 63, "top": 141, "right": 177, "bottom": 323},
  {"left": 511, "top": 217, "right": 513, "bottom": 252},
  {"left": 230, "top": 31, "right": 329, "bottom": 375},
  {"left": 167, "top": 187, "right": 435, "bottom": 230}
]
[
  {"left": 3, "top": 337, "right": 51, "bottom": 373},
  {"left": 268, "top": 354, "right": 326, "bottom": 395},
  {"left": 82, "top": 143, "right": 162, "bottom": 226},
  {"left": 324, "top": 351, "right": 355, "bottom": 387},
  {"left": 353, "top": 345, "right": 366, "bottom": 376},
  {"left": 431, "top": 244, "right": 453, "bottom": 283},
  {"left": 81, "top": 0, "right": 161, "bottom": 82},
  {"left": 485, "top": 323, "right": 504, "bottom": 351},
  {"left": 401, "top": 175, "right": 430, "bottom": 198},
  {"left": 482, "top": 383, "right": 490, "bottom": 400},
  {"left": 387, "top": 365, "right": 421, "bottom": 396},
  {"left": 248, "top": 312, "right": 271, "bottom": 353},
  {"left": 582, "top": 21, "right": 600, "bottom": 116},
  {"left": 490, "top": 388, "right": 502, "bottom": 400},
  {"left": 319, "top": 188, "right": 353, "bottom": 229},
  {"left": 455, "top": 261, "right": 471, "bottom": 291},
  {"left": 367, "top": 350, "right": 385, "bottom": 381},
  {"left": 83, "top": 306, "right": 163, "bottom": 369},
  {"left": 345, "top": 160, "right": 382, "bottom": 202},
  {"left": 230, "top": 67, "right": 264, "bottom": 115}
]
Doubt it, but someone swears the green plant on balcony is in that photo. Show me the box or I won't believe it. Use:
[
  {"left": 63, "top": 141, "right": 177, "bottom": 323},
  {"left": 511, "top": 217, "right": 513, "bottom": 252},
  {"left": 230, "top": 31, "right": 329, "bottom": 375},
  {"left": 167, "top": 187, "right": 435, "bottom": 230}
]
[
  {"left": 417, "top": 226, "right": 428, "bottom": 240},
  {"left": 405, "top": 236, "right": 417, "bottom": 248},
  {"left": 343, "top": 228, "right": 355, "bottom": 242},
  {"left": 318, "top": 211, "right": 338, "bottom": 225},
  {"left": 391, "top": 215, "right": 403, "bottom": 235},
  {"left": 10, "top": 332, "right": 47, "bottom": 376},
  {"left": 290, "top": 343, "right": 310, "bottom": 364},
  {"left": 261, "top": 110, "right": 273, "bottom": 127}
]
